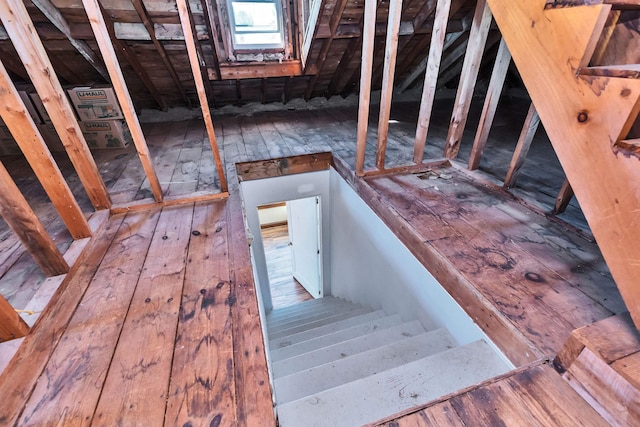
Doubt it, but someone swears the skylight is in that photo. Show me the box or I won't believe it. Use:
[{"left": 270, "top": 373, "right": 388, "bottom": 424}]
[{"left": 228, "top": 0, "right": 284, "bottom": 49}]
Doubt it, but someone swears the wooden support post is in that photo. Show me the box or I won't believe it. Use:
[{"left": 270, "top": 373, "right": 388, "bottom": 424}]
[
  {"left": 0, "top": 160, "right": 69, "bottom": 276},
  {"left": 81, "top": 0, "right": 164, "bottom": 202},
  {"left": 355, "top": 0, "right": 378, "bottom": 175},
  {"left": 443, "top": 0, "right": 493, "bottom": 159},
  {"left": 131, "top": 0, "right": 190, "bottom": 107},
  {"left": 177, "top": 0, "right": 228, "bottom": 192},
  {"left": 375, "top": 0, "right": 404, "bottom": 170},
  {"left": 30, "top": 0, "right": 110, "bottom": 82},
  {"left": 185, "top": 2, "right": 218, "bottom": 109},
  {"left": 413, "top": 0, "right": 453, "bottom": 164},
  {"left": 553, "top": 179, "right": 575, "bottom": 215},
  {"left": 200, "top": 0, "right": 222, "bottom": 82},
  {"left": 503, "top": 103, "right": 540, "bottom": 189},
  {"left": 0, "top": 60, "right": 91, "bottom": 239},
  {"left": 468, "top": 37, "right": 511, "bottom": 170},
  {"left": 0, "top": 0, "right": 111, "bottom": 210},
  {"left": 0, "top": 294, "right": 29, "bottom": 342}
]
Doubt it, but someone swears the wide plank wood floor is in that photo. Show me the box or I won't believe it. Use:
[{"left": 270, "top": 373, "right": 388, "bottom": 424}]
[{"left": 261, "top": 224, "right": 313, "bottom": 310}]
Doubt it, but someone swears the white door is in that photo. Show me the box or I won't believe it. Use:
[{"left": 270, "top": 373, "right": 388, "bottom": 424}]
[{"left": 287, "top": 196, "right": 322, "bottom": 298}]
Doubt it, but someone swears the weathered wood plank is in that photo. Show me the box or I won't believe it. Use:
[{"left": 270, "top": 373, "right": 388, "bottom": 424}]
[
  {"left": 92, "top": 204, "right": 194, "bottom": 425},
  {"left": 553, "top": 178, "right": 574, "bottom": 214},
  {"left": 0, "top": 0, "right": 111, "bottom": 210},
  {"left": 82, "top": 0, "right": 164, "bottom": 202},
  {"left": 0, "top": 161, "right": 68, "bottom": 277},
  {"left": 165, "top": 200, "right": 235, "bottom": 426},
  {"left": 443, "top": 0, "right": 493, "bottom": 159},
  {"left": 18, "top": 209, "right": 161, "bottom": 426},
  {"left": 236, "top": 152, "right": 332, "bottom": 182},
  {"left": 0, "top": 213, "right": 125, "bottom": 426},
  {"left": 227, "top": 190, "right": 275, "bottom": 425}
]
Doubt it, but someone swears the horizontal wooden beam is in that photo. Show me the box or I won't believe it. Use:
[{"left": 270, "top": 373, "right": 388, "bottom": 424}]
[
  {"left": 110, "top": 191, "right": 229, "bottom": 214},
  {"left": 0, "top": 160, "right": 69, "bottom": 276},
  {"left": 236, "top": 152, "right": 332, "bottom": 182},
  {"left": 210, "top": 61, "right": 303, "bottom": 80}
]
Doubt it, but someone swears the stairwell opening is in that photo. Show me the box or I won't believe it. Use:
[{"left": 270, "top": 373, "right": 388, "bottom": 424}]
[{"left": 239, "top": 163, "right": 515, "bottom": 426}]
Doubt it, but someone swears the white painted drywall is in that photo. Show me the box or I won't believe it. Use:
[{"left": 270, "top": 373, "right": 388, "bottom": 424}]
[{"left": 240, "top": 171, "right": 331, "bottom": 311}]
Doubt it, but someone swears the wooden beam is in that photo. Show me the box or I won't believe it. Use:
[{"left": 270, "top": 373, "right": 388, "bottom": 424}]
[
  {"left": 0, "top": 160, "right": 69, "bottom": 276},
  {"left": 503, "top": 103, "right": 540, "bottom": 189},
  {"left": 468, "top": 37, "right": 511, "bottom": 170},
  {"left": 213, "top": 61, "right": 303, "bottom": 80},
  {"left": 99, "top": 3, "right": 167, "bottom": 111},
  {"left": 553, "top": 178, "right": 575, "bottom": 215},
  {"left": 31, "top": 0, "right": 110, "bottom": 82},
  {"left": 303, "top": 0, "right": 350, "bottom": 100},
  {"left": 0, "top": 0, "right": 111, "bottom": 210},
  {"left": 186, "top": 1, "right": 217, "bottom": 109},
  {"left": 0, "top": 46, "right": 28, "bottom": 81},
  {"left": 236, "top": 152, "right": 332, "bottom": 182},
  {"left": 199, "top": 0, "right": 221, "bottom": 82},
  {"left": 177, "top": 0, "right": 228, "bottom": 192},
  {"left": 355, "top": 0, "right": 378, "bottom": 175},
  {"left": 131, "top": 0, "right": 190, "bottom": 107},
  {"left": 487, "top": 0, "right": 640, "bottom": 328},
  {"left": 0, "top": 294, "right": 29, "bottom": 342},
  {"left": 326, "top": 37, "right": 360, "bottom": 98},
  {"left": 443, "top": 0, "right": 493, "bottom": 159},
  {"left": 301, "top": 0, "right": 324, "bottom": 69},
  {"left": 0, "top": 60, "right": 91, "bottom": 239},
  {"left": 413, "top": 0, "right": 454, "bottom": 164},
  {"left": 82, "top": 0, "right": 164, "bottom": 202},
  {"left": 375, "top": 0, "right": 404, "bottom": 169}
]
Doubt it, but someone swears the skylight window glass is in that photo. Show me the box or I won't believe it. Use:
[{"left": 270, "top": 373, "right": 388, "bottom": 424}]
[{"left": 229, "top": 0, "right": 284, "bottom": 49}]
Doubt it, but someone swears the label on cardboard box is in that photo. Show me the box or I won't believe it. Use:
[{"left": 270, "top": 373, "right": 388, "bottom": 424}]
[
  {"left": 79, "top": 120, "right": 131, "bottom": 149},
  {"left": 68, "top": 86, "right": 124, "bottom": 121}
]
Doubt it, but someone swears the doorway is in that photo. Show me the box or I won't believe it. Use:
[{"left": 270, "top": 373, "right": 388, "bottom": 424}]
[{"left": 258, "top": 196, "right": 323, "bottom": 309}]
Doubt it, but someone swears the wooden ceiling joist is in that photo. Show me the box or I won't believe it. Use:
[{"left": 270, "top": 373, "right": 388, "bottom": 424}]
[
  {"left": 99, "top": 3, "right": 167, "bottom": 112},
  {"left": 177, "top": 0, "right": 228, "bottom": 193},
  {"left": 82, "top": 0, "right": 164, "bottom": 202},
  {"left": 468, "top": 37, "right": 511, "bottom": 170},
  {"left": 553, "top": 179, "right": 575, "bottom": 215},
  {"left": 414, "top": 0, "right": 454, "bottom": 164},
  {"left": 30, "top": 0, "right": 110, "bottom": 82},
  {"left": 0, "top": 45, "right": 28, "bottom": 81},
  {"left": 131, "top": 0, "right": 191, "bottom": 107},
  {"left": 376, "top": 0, "right": 405, "bottom": 170},
  {"left": 444, "top": 0, "right": 493, "bottom": 159},
  {"left": 200, "top": 0, "right": 221, "bottom": 82},
  {"left": 0, "top": 160, "right": 69, "bottom": 277},
  {"left": 0, "top": 0, "right": 111, "bottom": 211},
  {"left": 0, "top": 60, "right": 91, "bottom": 240}
]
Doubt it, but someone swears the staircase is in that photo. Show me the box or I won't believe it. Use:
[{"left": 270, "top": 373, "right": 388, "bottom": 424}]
[{"left": 266, "top": 296, "right": 510, "bottom": 426}]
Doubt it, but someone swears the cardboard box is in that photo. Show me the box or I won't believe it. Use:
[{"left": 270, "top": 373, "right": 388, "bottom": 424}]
[
  {"left": 79, "top": 120, "right": 131, "bottom": 149},
  {"left": 29, "top": 92, "right": 52, "bottom": 123},
  {"left": 36, "top": 123, "right": 65, "bottom": 152},
  {"left": 67, "top": 86, "right": 124, "bottom": 121}
]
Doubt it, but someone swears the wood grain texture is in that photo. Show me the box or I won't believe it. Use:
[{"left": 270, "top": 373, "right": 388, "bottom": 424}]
[
  {"left": 0, "top": 214, "right": 125, "bottom": 426},
  {"left": 18, "top": 209, "right": 161, "bottom": 426},
  {"left": 0, "top": 0, "right": 111, "bottom": 210},
  {"left": 92, "top": 204, "right": 194, "bottom": 426},
  {"left": 165, "top": 200, "right": 236, "bottom": 426},
  {"left": 236, "top": 152, "right": 332, "bottom": 181},
  {"left": 486, "top": 0, "right": 640, "bottom": 328},
  {"left": 503, "top": 103, "right": 540, "bottom": 188},
  {"left": 0, "top": 161, "right": 68, "bottom": 277},
  {"left": 0, "top": 293, "right": 29, "bottom": 342}
]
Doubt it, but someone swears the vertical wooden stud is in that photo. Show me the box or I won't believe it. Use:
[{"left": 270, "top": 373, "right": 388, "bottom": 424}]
[{"left": 504, "top": 103, "right": 540, "bottom": 189}]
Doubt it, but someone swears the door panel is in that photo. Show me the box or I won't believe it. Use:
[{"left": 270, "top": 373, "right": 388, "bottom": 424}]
[{"left": 287, "top": 196, "right": 322, "bottom": 298}]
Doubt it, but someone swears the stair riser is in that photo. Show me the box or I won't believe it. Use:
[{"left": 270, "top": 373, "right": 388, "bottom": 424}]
[{"left": 269, "top": 307, "right": 372, "bottom": 340}]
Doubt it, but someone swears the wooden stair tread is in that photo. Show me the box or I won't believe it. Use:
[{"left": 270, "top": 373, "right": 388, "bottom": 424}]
[
  {"left": 276, "top": 339, "right": 510, "bottom": 427},
  {"left": 272, "top": 319, "right": 427, "bottom": 378},
  {"left": 269, "top": 314, "right": 403, "bottom": 362},
  {"left": 268, "top": 306, "right": 374, "bottom": 340},
  {"left": 267, "top": 300, "right": 362, "bottom": 333},
  {"left": 580, "top": 64, "right": 640, "bottom": 79},
  {"left": 274, "top": 328, "right": 456, "bottom": 404},
  {"left": 266, "top": 296, "right": 347, "bottom": 320}
]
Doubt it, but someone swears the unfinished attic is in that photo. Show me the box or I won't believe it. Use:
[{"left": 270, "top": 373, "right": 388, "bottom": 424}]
[{"left": 1, "top": 0, "right": 640, "bottom": 425}]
